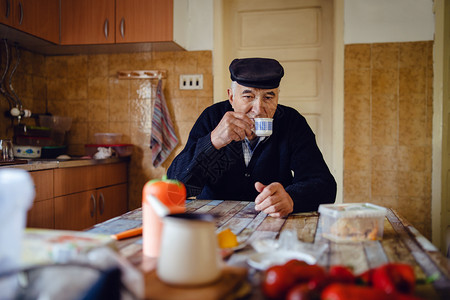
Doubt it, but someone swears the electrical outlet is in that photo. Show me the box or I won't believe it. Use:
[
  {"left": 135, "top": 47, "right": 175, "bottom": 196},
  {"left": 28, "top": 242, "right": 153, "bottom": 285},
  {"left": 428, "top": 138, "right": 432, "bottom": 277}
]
[{"left": 179, "top": 74, "right": 203, "bottom": 90}]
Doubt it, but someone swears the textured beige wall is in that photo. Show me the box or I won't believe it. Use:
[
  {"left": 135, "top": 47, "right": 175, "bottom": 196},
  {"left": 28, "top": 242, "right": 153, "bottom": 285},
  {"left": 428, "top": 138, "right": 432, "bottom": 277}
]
[
  {"left": 0, "top": 50, "right": 47, "bottom": 138},
  {"left": 0, "top": 49, "right": 213, "bottom": 210},
  {"left": 47, "top": 50, "right": 213, "bottom": 209},
  {"left": 344, "top": 41, "right": 433, "bottom": 238}
]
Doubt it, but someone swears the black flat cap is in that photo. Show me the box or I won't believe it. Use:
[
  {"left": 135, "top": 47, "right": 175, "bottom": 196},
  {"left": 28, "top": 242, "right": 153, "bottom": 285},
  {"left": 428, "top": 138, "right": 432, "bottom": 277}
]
[{"left": 229, "top": 58, "right": 284, "bottom": 89}]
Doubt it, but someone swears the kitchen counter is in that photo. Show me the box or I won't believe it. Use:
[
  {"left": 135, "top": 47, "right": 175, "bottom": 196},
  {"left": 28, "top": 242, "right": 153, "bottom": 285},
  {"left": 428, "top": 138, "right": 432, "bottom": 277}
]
[{"left": 0, "top": 157, "right": 127, "bottom": 171}]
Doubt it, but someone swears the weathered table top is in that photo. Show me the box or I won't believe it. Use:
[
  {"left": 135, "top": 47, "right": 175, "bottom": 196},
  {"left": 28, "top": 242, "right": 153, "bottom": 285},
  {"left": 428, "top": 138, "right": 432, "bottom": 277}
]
[{"left": 89, "top": 200, "right": 450, "bottom": 299}]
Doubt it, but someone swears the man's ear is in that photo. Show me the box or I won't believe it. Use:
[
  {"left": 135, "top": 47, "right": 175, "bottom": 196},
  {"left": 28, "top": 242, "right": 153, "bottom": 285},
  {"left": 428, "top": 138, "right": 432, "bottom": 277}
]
[{"left": 227, "top": 88, "right": 234, "bottom": 106}]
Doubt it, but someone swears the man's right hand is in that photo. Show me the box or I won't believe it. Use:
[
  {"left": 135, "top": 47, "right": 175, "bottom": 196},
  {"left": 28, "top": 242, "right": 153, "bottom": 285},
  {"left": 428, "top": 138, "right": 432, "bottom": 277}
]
[{"left": 211, "top": 112, "right": 254, "bottom": 149}]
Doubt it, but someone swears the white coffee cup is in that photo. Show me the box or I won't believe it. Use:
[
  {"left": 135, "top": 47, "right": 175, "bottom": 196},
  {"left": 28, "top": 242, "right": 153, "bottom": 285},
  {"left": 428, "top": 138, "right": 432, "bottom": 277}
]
[{"left": 254, "top": 118, "right": 273, "bottom": 137}]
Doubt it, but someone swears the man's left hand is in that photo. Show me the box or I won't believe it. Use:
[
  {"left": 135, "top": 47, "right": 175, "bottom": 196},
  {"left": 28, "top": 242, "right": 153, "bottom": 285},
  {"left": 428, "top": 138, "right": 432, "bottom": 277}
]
[{"left": 254, "top": 182, "right": 293, "bottom": 218}]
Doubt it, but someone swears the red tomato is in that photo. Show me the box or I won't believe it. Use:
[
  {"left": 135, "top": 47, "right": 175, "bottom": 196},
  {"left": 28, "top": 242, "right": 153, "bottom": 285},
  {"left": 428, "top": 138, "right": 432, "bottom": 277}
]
[
  {"left": 372, "top": 263, "right": 416, "bottom": 294},
  {"left": 286, "top": 283, "right": 315, "bottom": 300},
  {"left": 307, "top": 275, "right": 332, "bottom": 292},
  {"left": 290, "top": 264, "right": 327, "bottom": 284},
  {"left": 328, "top": 265, "right": 355, "bottom": 284},
  {"left": 284, "top": 259, "right": 309, "bottom": 270},
  {"left": 262, "top": 264, "right": 296, "bottom": 300}
]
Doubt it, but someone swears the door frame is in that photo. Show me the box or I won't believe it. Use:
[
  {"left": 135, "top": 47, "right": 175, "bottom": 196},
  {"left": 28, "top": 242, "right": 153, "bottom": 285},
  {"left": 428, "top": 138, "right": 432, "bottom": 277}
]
[
  {"left": 432, "top": 0, "right": 447, "bottom": 253},
  {"left": 212, "top": 0, "right": 345, "bottom": 203}
]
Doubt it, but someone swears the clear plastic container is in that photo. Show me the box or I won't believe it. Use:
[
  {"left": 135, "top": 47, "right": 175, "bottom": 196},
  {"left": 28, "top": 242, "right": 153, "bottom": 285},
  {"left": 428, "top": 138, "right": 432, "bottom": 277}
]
[
  {"left": 39, "top": 115, "right": 72, "bottom": 132},
  {"left": 94, "top": 133, "right": 123, "bottom": 144},
  {"left": 14, "top": 136, "right": 52, "bottom": 147},
  {"left": 318, "top": 203, "right": 387, "bottom": 242}
]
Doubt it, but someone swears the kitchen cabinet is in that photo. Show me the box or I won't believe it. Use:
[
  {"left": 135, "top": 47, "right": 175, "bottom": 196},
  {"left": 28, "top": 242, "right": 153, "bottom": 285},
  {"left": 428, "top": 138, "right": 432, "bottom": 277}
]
[
  {"left": 27, "top": 169, "right": 54, "bottom": 229},
  {"left": 96, "top": 183, "right": 128, "bottom": 223},
  {"left": 60, "top": 0, "right": 115, "bottom": 45},
  {"left": 115, "top": 0, "right": 173, "bottom": 43},
  {"left": 25, "top": 161, "right": 128, "bottom": 230},
  {"left": 0, "top": 0, "right": 60, "bottom": 44},
  {"left": 0, "top": 0, "right": 190, "bottom": 53},
  {"left": 0, "top": 0, "right": 13, "bottom": 26},
  {"left": 54, "top": 162, "right": 128, "bottom": 230}
]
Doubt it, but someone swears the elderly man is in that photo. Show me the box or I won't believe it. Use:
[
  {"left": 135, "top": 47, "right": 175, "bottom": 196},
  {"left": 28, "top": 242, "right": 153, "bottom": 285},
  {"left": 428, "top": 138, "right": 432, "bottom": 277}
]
[{"left": 167, "top": 58, "right": 336, "bottom": 217}]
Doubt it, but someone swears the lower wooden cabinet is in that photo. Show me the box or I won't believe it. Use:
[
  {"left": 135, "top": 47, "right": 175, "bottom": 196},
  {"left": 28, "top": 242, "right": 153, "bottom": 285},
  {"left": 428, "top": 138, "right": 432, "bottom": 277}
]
[
  {"left": 27, "top": 169, "right": 54, "bottom": 229},
  {"left": 54, "top": 183, "right": 127, "bottom": 230},
  {"left": 96, "top": 183, "right": 128, "bottom": 223},
  {"left": 27, "top": 198, "right": 54, "bottom": 229},
  {"left": 26, "top": 162, "right": 128, "bottom": 230}
]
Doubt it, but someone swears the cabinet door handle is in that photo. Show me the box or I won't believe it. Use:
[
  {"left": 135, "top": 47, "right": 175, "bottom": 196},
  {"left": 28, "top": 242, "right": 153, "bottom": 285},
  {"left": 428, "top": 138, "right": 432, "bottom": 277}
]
[
  {"left": 18, "top": 1, "right": 23, "bottom": 25},
  {"left": 5, "top": 0, "right": 10, "bottom": 18},
  {"left": 99, "top": 192, "right": 105, "bottom": 215},
  {"left": 104, "top": 18, "right": 109, "bottom": 39},
  {"left": 120, "top": 17, "right": 125, "bottom": 38},
  {"left": 90, "top": 193, "right": 96, "bottom": 218}
]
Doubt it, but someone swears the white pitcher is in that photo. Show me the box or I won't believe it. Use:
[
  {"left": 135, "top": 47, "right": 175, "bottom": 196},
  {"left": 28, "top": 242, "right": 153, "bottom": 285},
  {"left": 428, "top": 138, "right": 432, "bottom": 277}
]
[{"left": 157, "top": 213, "right": 222, "bottom": 286}]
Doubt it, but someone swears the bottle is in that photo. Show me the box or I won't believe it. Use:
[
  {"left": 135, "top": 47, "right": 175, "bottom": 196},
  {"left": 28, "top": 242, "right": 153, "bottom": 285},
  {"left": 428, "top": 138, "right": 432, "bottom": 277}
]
[{"left": 142, "top": 176, "right": 186, "bottom": 257}]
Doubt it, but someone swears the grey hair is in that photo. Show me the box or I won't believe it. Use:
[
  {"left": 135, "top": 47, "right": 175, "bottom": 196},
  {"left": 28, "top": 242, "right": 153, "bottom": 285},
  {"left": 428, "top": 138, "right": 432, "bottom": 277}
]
[{"left": 231, "top": 81, "right": 238, "bottom": 97}]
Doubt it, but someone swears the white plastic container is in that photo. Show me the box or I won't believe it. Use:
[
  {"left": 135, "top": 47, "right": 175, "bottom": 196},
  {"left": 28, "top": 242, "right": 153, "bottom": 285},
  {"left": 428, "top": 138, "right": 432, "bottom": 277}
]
[
  {"left": 0, "top": 169, "right": 35, "bottom": 298},
  {"left": 318, "top": 203, "right": 387, "bottom": 242},
  {"left": 13, "top": 145, "right": 42, "bottom": 158}
]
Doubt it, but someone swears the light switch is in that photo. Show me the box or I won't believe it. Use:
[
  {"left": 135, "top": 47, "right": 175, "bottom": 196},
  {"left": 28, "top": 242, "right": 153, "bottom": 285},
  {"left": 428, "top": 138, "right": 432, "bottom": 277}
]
[{"left": 179, "top": 74, "right": 203, "bottom": 90}]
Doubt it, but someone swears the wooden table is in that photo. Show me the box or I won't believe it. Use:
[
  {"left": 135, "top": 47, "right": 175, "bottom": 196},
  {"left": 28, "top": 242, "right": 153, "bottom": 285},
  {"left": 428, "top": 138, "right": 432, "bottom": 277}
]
[{"left": 88, "top": 200, "right": 450, "bottom": 299}]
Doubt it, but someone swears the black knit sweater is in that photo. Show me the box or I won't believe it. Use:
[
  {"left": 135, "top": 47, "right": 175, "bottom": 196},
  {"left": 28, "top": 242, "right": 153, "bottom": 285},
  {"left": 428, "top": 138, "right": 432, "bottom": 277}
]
[{"left": 167, "top": 100, "right": 336, "bottom": 213}]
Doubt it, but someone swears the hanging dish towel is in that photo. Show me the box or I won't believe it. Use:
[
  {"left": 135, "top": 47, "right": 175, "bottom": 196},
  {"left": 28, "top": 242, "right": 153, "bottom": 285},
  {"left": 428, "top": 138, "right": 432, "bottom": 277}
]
[{"left": 150, "top": 79, "right": 178, "bottom": 167}]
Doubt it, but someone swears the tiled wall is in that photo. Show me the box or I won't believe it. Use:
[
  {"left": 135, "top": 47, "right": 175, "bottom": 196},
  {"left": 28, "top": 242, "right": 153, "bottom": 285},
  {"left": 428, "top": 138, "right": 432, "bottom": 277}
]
[
  {"left": 0, "top": 49, "right": 213, "bottom": 210},
  {"left": 0, "top": 50, "right": 47, "bottom": 137},
  {"left": 344, "top": 41, "right": 433, "bottom": 238},
  {"left": 49, "top": 50, "right": 213, "bottom": 209}
]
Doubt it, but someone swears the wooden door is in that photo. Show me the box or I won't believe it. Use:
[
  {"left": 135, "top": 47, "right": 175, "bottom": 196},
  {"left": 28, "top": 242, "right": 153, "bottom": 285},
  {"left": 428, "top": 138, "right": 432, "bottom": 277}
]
[
  {"left": 60, "top": 0, "right": 115, "bottom": 45},
  {"left": 95, "top": 162, "right": 128, "bottom": 188},
  {"left": 27, "top": 170, "right": 54, "bottom": 229},
  {"left": 13, "top": 0, "right": 59, "bottom": 43},
  {"left": 438, "top": 0, "right": 450, "bottom": 256},
  {"left": 0, "top": 0, "right": 13, "bottom": 25},
  {"left": 115, "top": 0, "right": 173, "bottom": 43},
  {"left": 219, "top": 0, "right": 334, "bottom": 167},
  {"left": 54, "top": 191, "right": 97, "bottom": 230},
  {"left": 96, "top": 183, "right": 128, "bottom": 223},
  {"left": 27, "top": 199, "right": 54, "bottom": 229},
  {"left": 54, "top": 165, "right": 97, "bottom": 197},
  {"left": 29, "top": 169, "right": 53, "bottom": 201}
]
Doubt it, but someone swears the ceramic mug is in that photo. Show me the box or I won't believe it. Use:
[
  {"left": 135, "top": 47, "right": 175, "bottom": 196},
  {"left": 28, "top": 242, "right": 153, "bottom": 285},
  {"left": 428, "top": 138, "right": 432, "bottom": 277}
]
[
  {"left": 157, "top": 213, "right": 222, "bottom": 286},
  {"left": 254, "top": 118, "right": 273, "bottom": 137},
  {"left": 0, "top": 139, "right": 14, "bottom": 161}
]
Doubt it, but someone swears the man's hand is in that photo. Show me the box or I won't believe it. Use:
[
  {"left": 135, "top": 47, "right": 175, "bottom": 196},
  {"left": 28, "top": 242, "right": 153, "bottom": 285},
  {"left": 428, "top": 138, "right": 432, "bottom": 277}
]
[
  {"left": 254, "top": 182, "right": 293, "bottom": 218},
  {"left": 211, "top": 111, "right": 255, "bottom": 149}
]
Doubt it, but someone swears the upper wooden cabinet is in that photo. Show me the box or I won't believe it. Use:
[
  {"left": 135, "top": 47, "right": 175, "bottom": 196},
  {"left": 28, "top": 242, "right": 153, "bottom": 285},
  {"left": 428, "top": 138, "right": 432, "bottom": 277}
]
[
  {"left": 9, "top": 0, "right": 59, "bottom": 44},
  {"left": 0, "top": 0, "right": 13, "bottom": 26},
  {"left": 60, "top": 0, "right": 115, "bottom": 45},
  {"left": 0, "top": 0, "right": 189, "bottom": 52},
  {"left": 115, "top": 0, "right": 173, "bottom": 43}
]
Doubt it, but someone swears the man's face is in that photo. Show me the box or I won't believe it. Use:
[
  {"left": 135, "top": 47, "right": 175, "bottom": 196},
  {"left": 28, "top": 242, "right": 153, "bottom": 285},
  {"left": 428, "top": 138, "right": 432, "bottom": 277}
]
[{"left": 228, "top": 83, "right": 279, "bottom": 119}]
